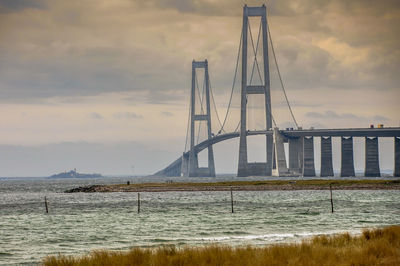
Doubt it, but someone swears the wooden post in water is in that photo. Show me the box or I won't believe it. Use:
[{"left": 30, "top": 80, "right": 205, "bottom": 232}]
[
  {"left": 137, "top": 192, "right": 140, "bottom": 214},
  {"left": 230, "top": 187, "right": 234, "bottom": 213},
  {"left": 330, "top": 184, "right": 334, "bottom": 213},
  {"left": 44, "top": 196, "right": 48, "bottom": 214}
]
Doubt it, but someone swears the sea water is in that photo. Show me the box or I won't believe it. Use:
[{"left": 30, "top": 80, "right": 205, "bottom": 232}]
[{"left": 0, "top": 176, "right": 399, "bottom": 265}]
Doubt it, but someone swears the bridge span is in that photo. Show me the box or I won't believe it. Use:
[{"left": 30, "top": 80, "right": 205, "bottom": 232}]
[
  {"left": 187, "top": 128, "right": 400, "bottom": 154},
  {"left": 154, "top": 127, "right": 400, "bottom": 177}
]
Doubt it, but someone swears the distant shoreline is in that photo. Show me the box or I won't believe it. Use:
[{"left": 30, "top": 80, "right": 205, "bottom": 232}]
[{"left": 65, "top": 179, "right": 400, "bottom": 193}]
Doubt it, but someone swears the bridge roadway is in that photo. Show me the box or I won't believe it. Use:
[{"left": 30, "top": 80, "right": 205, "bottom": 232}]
[
  {"left": 195, "top": 127, "right": 400, "bottom": 154},
  {"left": 154, "top": 127, "right": 400, "bottom": 176}
]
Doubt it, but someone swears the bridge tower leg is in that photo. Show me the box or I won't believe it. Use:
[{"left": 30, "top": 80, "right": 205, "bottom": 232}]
[
  {"left": 187, "top": 60, "right": 216, "bottom": 177},
  {"left": 237, "top": 4, "right": 273, "bottom": 177},
  {"left": 365, "top": 137, "right": 380, "bottom": 177},
  {"left": 181, "top": 153, "right": 189, "bottom": 177},
  {"left": 340, "top": 137, "right": 355, "bottom": 177},
  {"left": 320, "top": 137, "right": 334, "bottom": 177},
  {"left": 272, "top": 128, "right": 291, "bottom": 176},
  {"left": 394, "top": 137, "right": 400, "bottom": 177},
  {"left": 302, "top": 137, "right": 316, "bottom": 177}
]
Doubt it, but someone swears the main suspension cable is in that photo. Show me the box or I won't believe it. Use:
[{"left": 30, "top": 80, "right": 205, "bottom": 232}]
[
  {"left": 208, "top": 78, "right": 224, "bottom": 133},
  {"left": 218, "top": 28, "right": 243, "bottom": 134},
  {"left": 267, "top": 20, "right": 299, "bottom": 128},
  {"left": 183, "top": 99, "right": 191, "bottom": 152}
]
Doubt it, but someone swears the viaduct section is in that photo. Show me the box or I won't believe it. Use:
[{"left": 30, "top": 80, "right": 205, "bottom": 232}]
[
  {"left": 273, "top": 129, "right": 400, "bottom": 177},
  {"left": 155, "top": 128, "right": 400, "bottom": 178}
]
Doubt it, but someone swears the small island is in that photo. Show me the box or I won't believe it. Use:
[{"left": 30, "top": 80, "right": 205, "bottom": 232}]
[{"left": 49, "top": 169, "right": 102, "bottom": 179}]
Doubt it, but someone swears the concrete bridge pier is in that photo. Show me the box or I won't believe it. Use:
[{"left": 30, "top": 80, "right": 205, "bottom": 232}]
[
  {"left": 272, "top": 128, "right": 290, "bottom": 176},
  {"left": 181, "top": 153, "right": 189, "bottom": 177},
  {"left": 395, "top": 137, "right": 400, "bottom": 177},
  {"left": 320, "top": 137, "right": 334, "bottom": 177},
  {"left": 302, "top": 137, "right": 316, "bottom": 177},
  {"left": 298, "top": 137, "right": 304, "bottom": 174},
  {"left": 188, "top": 151, "right": 216, "bottom": 177},
  {"left": 341, "top": 137, "right": 355, "bottom": 177},
  {"left": 365, "top": 137, "right": 380, "bottom": 177},
  {"left": 188, "top": 151, "right": 199, "bottom": 176},
  {"left": 288, "top": 138, "right": 301, "bottom": 175}
]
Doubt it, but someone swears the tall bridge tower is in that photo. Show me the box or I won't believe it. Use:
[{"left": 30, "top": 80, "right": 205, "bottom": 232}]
[
  {"left": 238, "top": 5, "right": 273, "bottom": 177},
  {"left": 182, "top": 60, "right": 216, "bottom": 177},
  {"left": 153, "top": 5, "right": 400, "bottom": 179}
]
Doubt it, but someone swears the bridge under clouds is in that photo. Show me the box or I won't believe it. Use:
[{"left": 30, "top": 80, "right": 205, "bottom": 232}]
[{"left": 0, "top": 0, "right": 399, "bottom": 176}]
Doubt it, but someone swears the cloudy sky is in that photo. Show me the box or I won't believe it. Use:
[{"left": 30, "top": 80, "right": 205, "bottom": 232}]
[{"left": 0, "top": 0, "right": 399, "bottom": 176}]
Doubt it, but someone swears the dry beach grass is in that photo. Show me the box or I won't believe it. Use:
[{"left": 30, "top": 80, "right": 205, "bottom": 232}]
[{"left": 43, "top": 225, "right": 400, "bottom": 266}]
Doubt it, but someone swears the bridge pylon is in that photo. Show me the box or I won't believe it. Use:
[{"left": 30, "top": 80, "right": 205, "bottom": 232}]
[
  {"left": 182, "top": 60, "right": 216, "bottom": 177},
  {"left": 238, "top": 4, "right": 273, "bottom": 177}
]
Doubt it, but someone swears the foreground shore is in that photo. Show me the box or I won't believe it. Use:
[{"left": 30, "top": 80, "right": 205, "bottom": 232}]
[
  {"left": 43, "top": 225, "right": 400, "bottom": 265},
  {"left": 65, "top": 179, "right": 400, "bottom": 193}
]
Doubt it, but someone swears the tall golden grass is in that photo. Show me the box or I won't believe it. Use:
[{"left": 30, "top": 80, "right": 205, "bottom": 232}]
[{"left": 43, "top": 225, "right": 400, "bottom": 266}]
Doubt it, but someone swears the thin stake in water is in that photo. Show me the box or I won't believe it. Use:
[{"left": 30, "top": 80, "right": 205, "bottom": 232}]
[
  {"left": 230, "top": 187, "right": 234, "bottom": 213},
  {"left": 137, "top": 192, "right": 140, "bottom": 214},
  {"left": 330, "top": 184, "right": 334, "bottom": 213},
  {"left": 44, "top": 196, "right": 48, "bottom": 214}
]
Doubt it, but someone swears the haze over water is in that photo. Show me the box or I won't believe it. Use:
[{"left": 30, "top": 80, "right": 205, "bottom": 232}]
[{"left": 1, "top": 176, "right": 399, "bottom": 265}]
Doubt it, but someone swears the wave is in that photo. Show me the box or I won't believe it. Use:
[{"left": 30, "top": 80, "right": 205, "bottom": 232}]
[{"left": 197, "top": 230, "right": 361, "bottom": 242}]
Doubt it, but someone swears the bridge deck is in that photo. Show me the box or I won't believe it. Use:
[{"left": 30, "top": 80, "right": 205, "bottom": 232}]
[
  {"left": 281, "top": 127, "right": 400, "bottom": 138},
  {"left": 154, "top": 127, "right": 400, "bottom": 177}
]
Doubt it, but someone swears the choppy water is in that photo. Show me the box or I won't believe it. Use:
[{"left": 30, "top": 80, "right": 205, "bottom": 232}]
[{"left": 1, "top": 176, "right": 399, "bottom": 265}]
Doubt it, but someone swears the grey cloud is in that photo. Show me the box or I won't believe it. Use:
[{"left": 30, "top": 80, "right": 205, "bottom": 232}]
[
  {"left": 0, "top": 0, "right": 46, "bottom": 13},
  {"left": 306, "top": 111, "right": 389, "bottom": 122},
  {"left": 90, "top": 112, "right": 104, "bottom": 119},
  {"left": 291, "top": 102, "right": 323, "bottom": 108},
  {"left": 138, "top": 0, "right": 324, "bottom": 17},
  {"left": 161, "top": 111, "right": 174, "bottom": 117},
  {"left": 269, "top": 39, "right": 334, "bottom": 90},
  {"left": 124, "top": 90, "right": 186, "bottom": 105},
  {"left": 306, "top": 111, "right": 360, "bottom": 120},
  {"left": 0, "top": 0, "right": 398, "bottom": 104},
  {"left": 138, "top": 0, "right": 400, "bottom": 17},
  {"left": 0, "top": 47, "right": 186, "bottom": 102},
  {"left": 113, "top": 112, "right": 143, "bottom": 119}
]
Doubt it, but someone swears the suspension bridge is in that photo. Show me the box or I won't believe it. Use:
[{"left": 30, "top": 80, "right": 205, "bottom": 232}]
[{"left": 154, "top": 4, "right": 400, "bottom": 178}]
